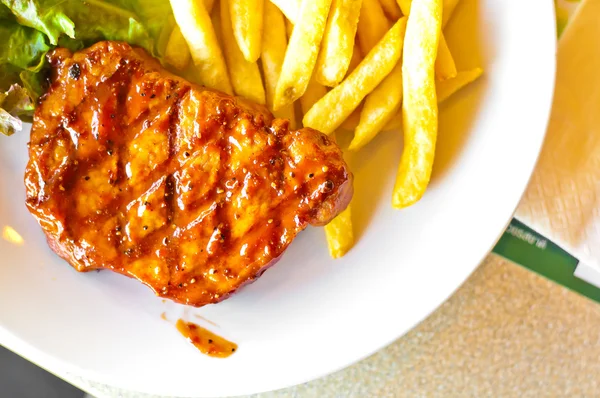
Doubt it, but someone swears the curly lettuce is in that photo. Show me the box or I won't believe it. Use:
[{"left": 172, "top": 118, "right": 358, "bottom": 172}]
[
  {"left": 0, "top": 84, "right": 34, "bottom": 135},
  {"left": 0, "top": 0, "right": 174, "bottom": 135}
]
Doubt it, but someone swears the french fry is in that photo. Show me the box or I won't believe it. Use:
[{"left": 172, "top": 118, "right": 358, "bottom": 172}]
[
  {"left": 349, "top": 62, "right": 402, "bottom": 151},
  {"left": 314, "top": 0, "right": 362, "bottom": 87},
  {"left": 300, "top": 78, "right": 328, "bottom": 115},
  {"left": 273, "top": 0, "right": 333, "bottom": 110},
  {"left": 228, "top": 0, "right": 264, "bottom": 62},
  {"left": 340, "top": 105, "right": 361, "bottom": 131},
  {"left": 396, "top": 0, "right": 411, "bottom": 15},
  {"left": 383, "top": 111, "right": 401, "bottom": 131},
  {"left": 261, "top": 1, "right": 296, "bottom": 126},
  {"left": 165, "top": 26, "right": 191, "bottom": 70},
  {"left": 435, "top": 34, "right": 457, "bottom": 80},
  {"left": 442, "top": 0, "right": 460, "bottom": 27},
  {"left": 379, "top": 0, "right": 402, "bottom": 20},
  {"left": 347, "top": 43, "right": 363, "bottom": 75},
  {"left": 324, "top": 204, "right": 354, "bottom": 258},
  {"left": 220, "top": 0, "right": 266, "bottom": 104},
  {"left": 325, "top": 131, "right": 355, "bottom": 259},
  {"left": 296, "top": 77, "right": 353, "bottom": 259},
  {"left": 211, "top": 4, "right": 224, "bottom": 42},
  {"left": 296, "top": 76, "right": 353, "bottom": 259},
  {"left": 303, "top": 17, "right": 407, "bottom": 134},
  {"left": 398, "top": 0, "right": 456, "bottom": 81},
  {"left": 204, "top": 0, "right": 216, "bottom": 13},
  {"left": 382, "top": 67, "right": 482, "bottom": 130},
  {"left": 392, "top": 0, "right": 442, "bottom": 208},
  {"left": 436, "top": 67, "right": 482, "bottom": 102},
  {"left": 269, "top": 0, "right": 301, "bottom": 24},
  {"left": 169, "top": 0, "right": 232, "bottom": 94},
  {"left": 282, "top": 20, "right": 302, "bottom": 128},
  {"left": 285, "top": 18, "right": 294, "bottom": 38},
  {"left": 398, "top": 0, "right": 461, "bottom": 27},
  {"left": 356, "top": 0, "right": 390, "bottom": 56},
  {"left": 157, "top": 16, "right": 177, "bottom": 58}
]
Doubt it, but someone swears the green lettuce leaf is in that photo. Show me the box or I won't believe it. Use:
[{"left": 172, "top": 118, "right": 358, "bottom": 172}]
[
  {"left": 0, "top": 20, "right": 50, "bottom": 70},
  {"left": 0, "top": 84, "right": 35, "bottom": 135},
  {"left": 0, "top": 2, "right": 13, "bottom": 19},
  {"left": 0, "top": 17, "right": 50, "bottom": 132},
  {"left": 0, "top": 0, "right": 175, "bottom": 136},
  {"left": 1, "top": 0, "right": 75, "bottom": 45}
]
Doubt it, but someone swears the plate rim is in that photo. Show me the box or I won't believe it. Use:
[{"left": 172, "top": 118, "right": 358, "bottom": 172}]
[{"left": 0, "top": 1, "right": 557, "bottom": 396}]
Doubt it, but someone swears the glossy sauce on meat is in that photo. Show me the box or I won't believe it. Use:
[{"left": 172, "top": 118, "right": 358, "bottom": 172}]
[
  {"left": 176, "top": 319, "right": 237, "bottom": 358},
  {"left": 24, "top": 41, "right": 353, "bottom": 307}
]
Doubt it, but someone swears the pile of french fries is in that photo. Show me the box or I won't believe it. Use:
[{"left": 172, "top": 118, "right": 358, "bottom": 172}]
[{"left": 167, "top": 0, "right": 483, "bottom": 258}]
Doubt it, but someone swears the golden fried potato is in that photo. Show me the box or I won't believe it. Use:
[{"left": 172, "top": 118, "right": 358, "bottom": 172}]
[
  {"left": 228, "top": 0, "right": 264, "bottom": 62},
  {"left": 340, "top": 105, "right": 362, "bottom": 131},
  {"left": 324, "top": 204, "right": 354, "bottom": 258},
  {"left": 397, "top": 0, "right": 411, "bottom": 14},
  {"left": 285, "top": 18, "right": 294, "bottom": 38},
  {"left": 356, "top": 0, "right": 390, "bottom": 55},
  {"left": 382, "top": 111, "right": 401, "bottom": 131},
  {"left": 315, "top": 0, "right": 362, "bottom": 87},
  {"left": 382, "top": 66, "right": 482, "bottom": 130},
  {"left": 273, "top": 0, "right": 333, "bottom": 110},
  {"left": 220, "top": 0, "right": 266, "bottom": 104},
  {"left": 261, "top": 1, "right": 296, "bottom": 126},
  {"left": 392, "top": 0, "right": 442, "bottom": 208},
  {"left": 398, "top": 0, "right": 457, "bottom": 81},
  {"left": 169, "top": 0, "right": 232, "bottom": 94},
  {"left": 211, "top": 3, "right": 224, "bottom": 42},
  {"left": 347, "top": 43, "right": 363, "bottom": 75},
  {"left": 437, "top": 67, "right": 482, "bottom": 102},
  {"left": 300, "top": 78, "right": 328, "bottom": 115},
  {"left": 442, "top": 0, "right": 461, "bottom": 27},
  {"left": 296, "top": 74, "right": 353, "bottom": 260},
  {"left": 269, "top": 0, "right": 301, "bottom": 23},
  {"left": 435, "top": 34, "right": 457, "bottom": 80},
  {"left": 204, "top": 0, "right": 216, "bottom": 12},
  {"left": 380, "top": 0, "right": 402, "bottom": 20},
  {"left": 165, "top": 26, "right": 191, "bottom": 70},
  {"left": 399, "top": 0, "right": 461, "bottom": 27},
  {"left": 303, "top": 17, "right": 407, "bottom": 134},
  {"left": 164, "top": 0, "right": 215, "bottom": 72},
  {"left": 349, "top": 62, "right": 402, "bottom": 151}
]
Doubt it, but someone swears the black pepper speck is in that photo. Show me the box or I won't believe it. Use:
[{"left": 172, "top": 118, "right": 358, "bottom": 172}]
[{"left": 68, "top": 63, "right": 81, "bottom": 80}]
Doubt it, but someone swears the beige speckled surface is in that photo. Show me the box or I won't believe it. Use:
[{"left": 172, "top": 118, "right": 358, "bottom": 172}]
[{"left": 70, "top": 254, "right": 600, "bottom": 397}]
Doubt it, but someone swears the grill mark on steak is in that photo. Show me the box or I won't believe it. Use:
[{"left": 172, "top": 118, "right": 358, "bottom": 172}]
[
  {"left": 59, "top": 65, "right": 130, "bottom": 253},
  {"left": 114, "top": 64, "right": 134, "bottom": 188},
  {"left": 164, "top": 86, "right": 192, "bottom": 287},
  {"left": 24, "top": 41, "right": 353, "bottom": 307}
]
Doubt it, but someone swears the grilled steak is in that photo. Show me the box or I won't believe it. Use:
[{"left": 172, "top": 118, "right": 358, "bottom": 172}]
[{"left": 25, "top": 41, "right": 352, "bottom": 307}]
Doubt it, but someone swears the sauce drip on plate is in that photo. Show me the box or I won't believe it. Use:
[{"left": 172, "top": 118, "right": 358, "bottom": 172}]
[{"left": 176, "top": 319, "right": 237, "bottom": 358}]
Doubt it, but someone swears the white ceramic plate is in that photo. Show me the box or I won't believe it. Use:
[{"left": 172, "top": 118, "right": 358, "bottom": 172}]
[{"left": 0, "top": 0, "right": 555, "bottom": 396}]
